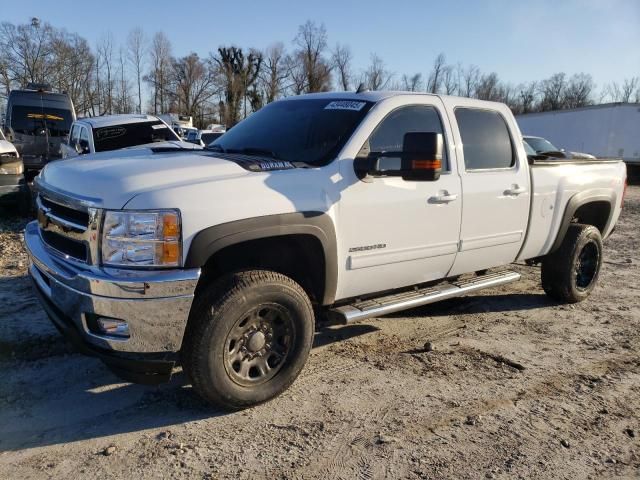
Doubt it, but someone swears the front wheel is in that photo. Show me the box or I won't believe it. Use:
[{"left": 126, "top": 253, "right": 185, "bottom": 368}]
[
  {"left": 182, "top": 270, "right": 315, "bottom": 409},
  {"left": 541, "top": 224, "right": 603, "bottom": 303}
]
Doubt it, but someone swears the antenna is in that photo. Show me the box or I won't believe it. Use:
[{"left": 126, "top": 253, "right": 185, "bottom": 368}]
[{"left": 356, "top": 83, "right": 369, "bottom": 94}]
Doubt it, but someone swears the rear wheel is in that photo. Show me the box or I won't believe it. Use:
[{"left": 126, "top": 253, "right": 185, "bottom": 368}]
[
  {"left": 182, "top": 270, "right": 314, "bottom": 409},
  {"left": 541, "top": 224, "right": 603, "bottom": 303}
]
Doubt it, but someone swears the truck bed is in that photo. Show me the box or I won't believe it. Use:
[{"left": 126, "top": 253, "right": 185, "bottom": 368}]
[{"left": 517, "top": 158, "right": 627, "bottom": 262}]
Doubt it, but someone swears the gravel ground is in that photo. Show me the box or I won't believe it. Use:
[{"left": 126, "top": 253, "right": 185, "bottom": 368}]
[{"left": 0, "top": 187, "right": 638, "bottom": 480}]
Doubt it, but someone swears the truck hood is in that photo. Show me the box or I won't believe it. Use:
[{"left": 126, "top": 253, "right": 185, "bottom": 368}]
[{"left": 38, "top": 149, "right": 253, "bottom": 208}]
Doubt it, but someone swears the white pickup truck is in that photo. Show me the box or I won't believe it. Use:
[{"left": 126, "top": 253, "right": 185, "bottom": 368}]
[
  {"left": 60, "top": 114, "right": 199, "bottom": 158},
  {"left": 25, "top": 91, "right": 627, "bottom": 409}
]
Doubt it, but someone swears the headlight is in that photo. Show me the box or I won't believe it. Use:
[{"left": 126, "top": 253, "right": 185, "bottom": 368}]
[
  {"left": 0, "top": 161, "right": 23, "bottom": 175},
  {"left": 101, "top": 210, "right": 181, "bottom": 268}
]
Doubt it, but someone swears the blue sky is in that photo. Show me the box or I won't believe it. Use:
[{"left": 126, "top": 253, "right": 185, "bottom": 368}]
[{"left": 2, "top": 0, "right": 639, "bottom": 88}]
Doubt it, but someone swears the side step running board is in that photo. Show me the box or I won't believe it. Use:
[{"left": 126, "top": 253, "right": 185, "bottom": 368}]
[{"left": 330, "top": 270, "right": 521, "bottom": 324}]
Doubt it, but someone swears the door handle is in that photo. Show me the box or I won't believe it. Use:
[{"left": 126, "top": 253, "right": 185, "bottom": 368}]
[
  {"left": 430, "top": 191, "right": 458, "bottom": 204},
  {"left": 504, "top": 185, "right": 527, "bottom": 196}
]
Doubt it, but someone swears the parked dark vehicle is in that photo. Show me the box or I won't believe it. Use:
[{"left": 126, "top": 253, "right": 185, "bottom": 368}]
[
  {"left": 186, "top": 129, "right": 225, "bottom": 147},
  {"left": 3, "top": 86, "right": 76, "bottom": 179}
]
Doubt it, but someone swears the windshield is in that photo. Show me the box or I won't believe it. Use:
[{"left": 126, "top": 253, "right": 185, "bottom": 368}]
[
  {"left": 210, "top": 98, "right": 374, "bottom": 165},
  {"left": 10, "top": 105, "right": 73, "bottom": 137},
  {"left": 524, "top": 136, "right": 558, "bottom": 153},
  {"left": 93, "top": 121, "right": 181, "bottom": 152}
]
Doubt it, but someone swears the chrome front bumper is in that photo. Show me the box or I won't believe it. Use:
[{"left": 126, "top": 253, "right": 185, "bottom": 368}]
[{"left": 24, "top": 221, "right": 200, "bottom": 355}]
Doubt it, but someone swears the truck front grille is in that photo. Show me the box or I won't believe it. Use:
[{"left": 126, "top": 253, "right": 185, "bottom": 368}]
[
  {"left": 39, "top": 196, "right": 90, "bottom": 228},
  {"left": 41, "top": 230, "right": 88, "bottom": 261},
  {"left": 36, "top": 189, "right": 101, "bottom": 265}
]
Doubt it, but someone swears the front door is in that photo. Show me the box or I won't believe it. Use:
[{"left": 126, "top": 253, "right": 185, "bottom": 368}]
[{"left": 336, "top": 96, "right": 462, "bottom": 300}]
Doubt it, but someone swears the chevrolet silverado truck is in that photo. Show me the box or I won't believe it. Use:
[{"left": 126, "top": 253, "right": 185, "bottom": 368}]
[{"left": 25, "top": 91, "right": 627, "bottom": 409}]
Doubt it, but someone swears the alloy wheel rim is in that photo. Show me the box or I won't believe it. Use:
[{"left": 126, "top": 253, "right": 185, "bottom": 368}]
[{"left": 574, "top": 241, "right": 599, "bottom": 290}]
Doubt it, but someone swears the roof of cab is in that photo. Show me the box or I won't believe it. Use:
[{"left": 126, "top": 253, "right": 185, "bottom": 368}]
[
  {"left": 285, "top": 91, "right": 434, "bottom": 103},
  {"left": 283, "top": 90, "right": 502, "bottom": 106},
  {"left": 76, "top": 114, "right": 164, "bottom": 128}
]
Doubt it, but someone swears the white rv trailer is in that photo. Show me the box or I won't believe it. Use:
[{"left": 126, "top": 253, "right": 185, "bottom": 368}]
[{"left": 517, "top": 103, "right": 640, "bottom": 165}]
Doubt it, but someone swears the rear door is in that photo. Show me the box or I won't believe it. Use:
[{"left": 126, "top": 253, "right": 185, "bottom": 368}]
[{"left": 445, "top": 101, "right": 530, "bottom": 276}]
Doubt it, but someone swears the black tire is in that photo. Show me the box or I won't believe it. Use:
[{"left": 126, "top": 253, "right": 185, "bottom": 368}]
[
  {"left": 541, "top": 224, "right": 603, "bottom": 303},
  {"left": 182, "top": 270, "right": 315, "bottom": 409}
]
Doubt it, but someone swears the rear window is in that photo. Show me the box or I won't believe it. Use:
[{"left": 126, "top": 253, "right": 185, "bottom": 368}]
[
  {"left": 92, "top": 121, "right": 180, "bottom": 152},
  {"left": 455, "top": 108, "right": 514, "bottom": 170},
  {"left": 10, "top": 105, "right": 73, "bottom": 137}
]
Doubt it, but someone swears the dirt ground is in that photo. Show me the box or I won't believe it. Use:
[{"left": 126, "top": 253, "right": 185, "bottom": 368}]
[{"left": 0, "top": 186, "right": 638, "bottom": 480}]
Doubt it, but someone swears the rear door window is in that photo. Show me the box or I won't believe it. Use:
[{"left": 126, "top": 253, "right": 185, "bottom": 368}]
[
  {"left": 455, "top": 108, "right": 514, "bottom": 170},
  {"left": 92, "top": 121, "right": 180, "bottom": 152}
]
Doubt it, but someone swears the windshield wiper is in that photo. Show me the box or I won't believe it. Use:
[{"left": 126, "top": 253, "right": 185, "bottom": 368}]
[{"left": 205, "top": 144, "right": 226, "bottom": 153}]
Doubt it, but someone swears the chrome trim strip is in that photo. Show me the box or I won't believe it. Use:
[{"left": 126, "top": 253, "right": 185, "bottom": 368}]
[
  {"left": 29, "top": 263, "right": 52, "bottom": 298},
  {"left": 332, "top": 271, "right": 521, "bottom": 323},
  {"left": 37, "top": 195, "right": 87, "bottom": 232}
]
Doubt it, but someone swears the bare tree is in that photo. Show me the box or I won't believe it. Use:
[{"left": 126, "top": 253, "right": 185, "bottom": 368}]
[
  {"left": 48, "top": 31, "right": 95, "bottom": 115},
  {"left": 283, "top": 53, "right": 307, "bottom": 95},
  {"left": 97, "top": 33, "right": 115, "bottom": 114},
  {"left": 293, "top": 20, "right": 331, "bottom": 92},
  {"left": 260, "top": 43, "right": 288, "bottom": 103},
  {"left": 331, "top": 43, "right": 352, "bottom": 91},
  {"left": 441, "top": 65, "right": 458, "bottom": 95},
  {"left": 401, "top": 73, "right": 423, "bottom": 92},
  {"left": 459, "top": 64, "right": 479, "bottom": 97},
  {"left": 0, "top": 18, "right": 55, "bottom": 88},
  {"left": 145, "top": 31, "right": 172, "bottom": 114},
  {"left": 113, "top": 47, "right": 133, "bottom": 114},
  {"left": 427, "top": 53, "right": 446, "bottom": 93},
  {"left": 518, "top": 81, "right": 538, "bottom": 114},
  {"left": 172, "top": 53, "right": 218, "bottom": 117},
  {"left": 213, "top": 46, "right": 262, "bottom": 126},
  {"left": 604, "top": 77, "right": 639, "bottom": 103},
  {"left": 539, "top": 73, "right": 566, "bottom": 111},
  {"left": 475, "top": 72, "right": 500, "bottom": 101},
  {"left": 127, "top": 27, "right": 146, "bottom": 113},
  {"left": 361, "top": 54, "right": 392, "bottom": 91},
  {"left": 564, "top": 73, "right": 594, "bottom": 108}
]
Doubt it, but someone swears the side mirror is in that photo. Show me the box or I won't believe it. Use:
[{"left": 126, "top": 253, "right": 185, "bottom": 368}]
[
  {"left": 354, "top": 132, "right": 443, "bottom": 182},
  {"left": 76, "top": 142, "right": 90, "bottom": 155},
  {"left": 400, "top": 132, "right": 443, "bottom": 181}
]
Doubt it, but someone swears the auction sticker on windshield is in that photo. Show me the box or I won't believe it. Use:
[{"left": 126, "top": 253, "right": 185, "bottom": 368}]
[{"left": 324, "top": 100, "right": 367, "bottom": 111}]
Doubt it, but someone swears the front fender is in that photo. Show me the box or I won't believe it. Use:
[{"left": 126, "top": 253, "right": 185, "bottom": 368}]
[{"left": 184, "top": 211, "right": 338, "bottom": 305}]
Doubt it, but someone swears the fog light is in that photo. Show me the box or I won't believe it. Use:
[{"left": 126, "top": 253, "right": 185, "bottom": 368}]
[{"left": 97, "top": 317, "right": 130, "bottom": 338}]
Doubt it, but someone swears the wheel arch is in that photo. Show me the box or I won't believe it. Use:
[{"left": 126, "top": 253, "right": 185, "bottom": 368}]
[
  {"left": 185, "top": 212, "right": 338, "bottom": 305},
  {"left": 549, "top": 189, "right": 614, "bottom": 254}
]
